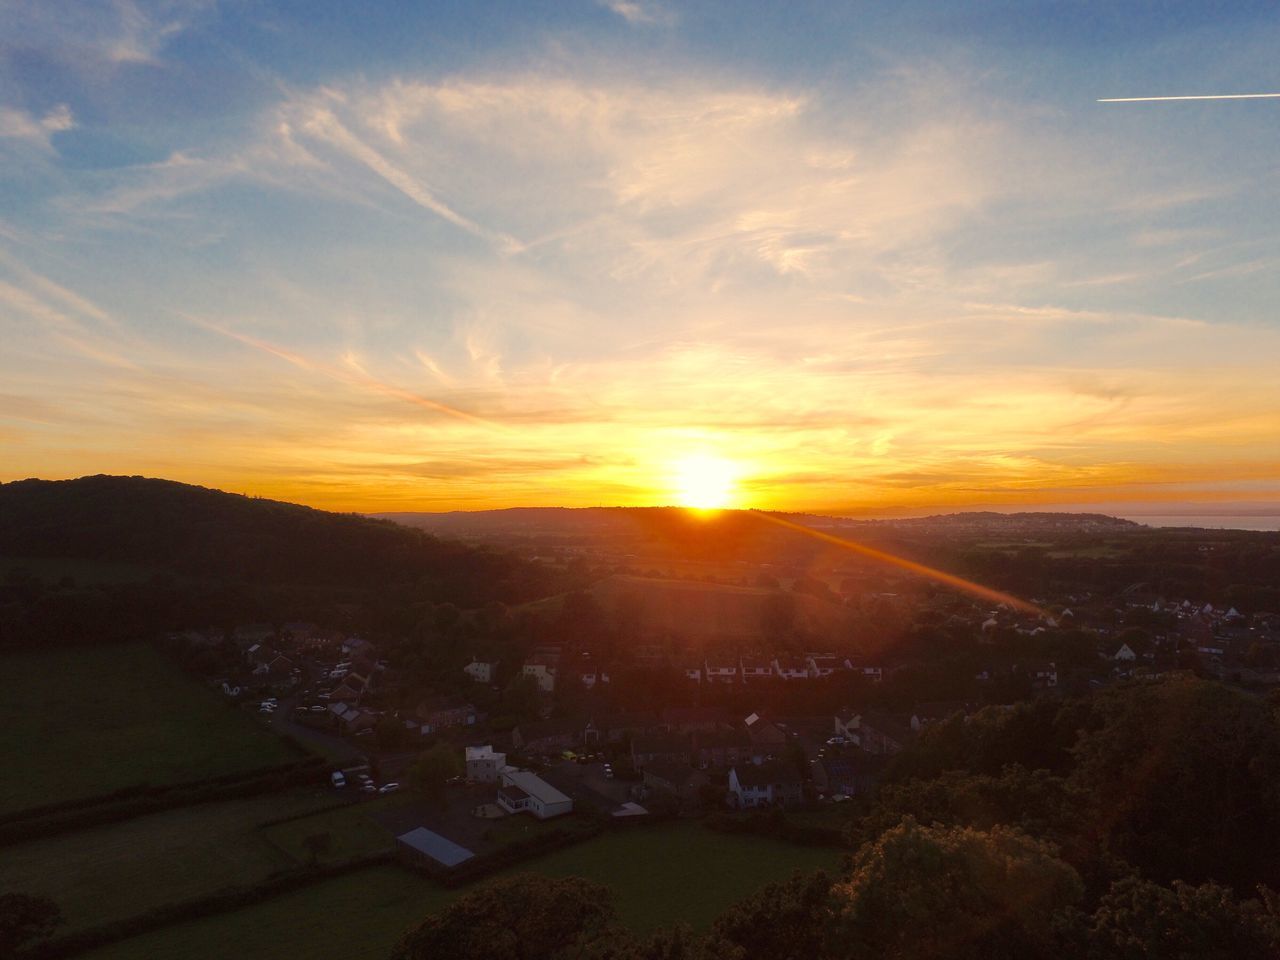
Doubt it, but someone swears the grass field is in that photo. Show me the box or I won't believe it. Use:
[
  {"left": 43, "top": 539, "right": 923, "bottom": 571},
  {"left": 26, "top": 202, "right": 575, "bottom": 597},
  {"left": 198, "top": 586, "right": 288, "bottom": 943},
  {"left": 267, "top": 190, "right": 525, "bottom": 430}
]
[
  {"left": 261, "top": 798, "right": 404, "bottom": 865},
  {"left": 0, "top": 643, "right": 302, "bottom": 817},
  {"left": 82, "top": 821, "right": 842, "bottom": 960},
  {"left": 0, "top": 790, "right": 337, "bottom": 934},
  {"left": 81, "top": 866, "right": 446, "bottom": 960}
]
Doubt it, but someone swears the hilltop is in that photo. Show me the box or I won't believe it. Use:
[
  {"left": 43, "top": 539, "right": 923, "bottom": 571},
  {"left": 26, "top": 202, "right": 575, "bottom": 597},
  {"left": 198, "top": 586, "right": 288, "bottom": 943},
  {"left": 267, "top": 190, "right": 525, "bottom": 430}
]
[
  {"left": 0, "top": 475, "right": 549, "bottom": 600},
  {"left": 376, "top": 506, "right": 1139, "bottom": 538}
]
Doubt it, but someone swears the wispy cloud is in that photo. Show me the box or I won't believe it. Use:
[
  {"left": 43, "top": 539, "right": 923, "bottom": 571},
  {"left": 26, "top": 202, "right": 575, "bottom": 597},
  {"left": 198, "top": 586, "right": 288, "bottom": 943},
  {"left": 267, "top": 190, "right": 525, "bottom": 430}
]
[
  {"left": 597, "top": 1, "right": 676, "bottom": 27},
  {"left": 0, "top": 104, "right": 75, "bottom": 151}
]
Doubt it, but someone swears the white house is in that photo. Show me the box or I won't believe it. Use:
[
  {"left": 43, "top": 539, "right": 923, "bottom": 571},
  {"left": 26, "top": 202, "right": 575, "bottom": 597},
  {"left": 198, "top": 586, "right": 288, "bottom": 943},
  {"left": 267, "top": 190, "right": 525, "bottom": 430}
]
[
  {"left": 740, "top": 658, "right": 774, "bottom": 682},
  {"left": 522, "top": 659, "right": 557, "bottom": 693},
  {"left": 704, "top": 660, "right": 739, "bottom": 684},
  {"left": 1113, "top": 644, "right": 1137, "bottom": 662},
  {"left": 772, "top": 656, "right": 810, "bottom": 681},
  {"left": 465, "top": 745, "right": 507, "bottom": 783},
  {"left": 728, "top": 761, "right": 804, "bottom": 809},
  {"left": 463, "top": 659, "right": 497, "bottom": 684},
  {"left": 497, "top": 769, "right": 573, "bottom": 819}
]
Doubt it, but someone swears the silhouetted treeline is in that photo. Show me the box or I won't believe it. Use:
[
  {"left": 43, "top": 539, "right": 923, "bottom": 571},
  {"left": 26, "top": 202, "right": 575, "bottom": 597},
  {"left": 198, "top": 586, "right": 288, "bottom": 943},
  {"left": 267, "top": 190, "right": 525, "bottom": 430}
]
[{"left": 0, "top": 476, "right": 563, "bottom": 648}]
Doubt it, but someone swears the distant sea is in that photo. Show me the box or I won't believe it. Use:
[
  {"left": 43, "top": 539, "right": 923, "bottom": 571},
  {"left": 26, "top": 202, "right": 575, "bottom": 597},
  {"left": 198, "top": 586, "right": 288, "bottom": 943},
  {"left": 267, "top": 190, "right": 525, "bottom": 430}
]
[{"left": 1116, "top": 514, "right": 1280, "bottom": 532}]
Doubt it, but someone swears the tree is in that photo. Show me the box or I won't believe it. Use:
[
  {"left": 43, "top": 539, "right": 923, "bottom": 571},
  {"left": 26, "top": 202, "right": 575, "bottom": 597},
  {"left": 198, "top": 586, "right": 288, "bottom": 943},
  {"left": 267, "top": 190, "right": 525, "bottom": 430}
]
[
  {"left": 392, "top": 875, "right": 619, "bottom": 960},
  {"left": 708, "top": 870, "right": 836, "bottom": 960},
  {"left": 408, "top": 742, "right": 464, "bottom": 803},
  {"left": 1085, "top": 876, "right": 1280, "bottom": 960},
  {"left": 0, "top": 893, "right": 63, "bottom": 954},
  {"left": 1070, "top": 676, "right": 1280, "bottom": 889},
  {"left": 503, "top": 673, "right": 543, "bottom": 721},
  {"left": 828, "top": 818, "right": 1083, "bottom": 960}
]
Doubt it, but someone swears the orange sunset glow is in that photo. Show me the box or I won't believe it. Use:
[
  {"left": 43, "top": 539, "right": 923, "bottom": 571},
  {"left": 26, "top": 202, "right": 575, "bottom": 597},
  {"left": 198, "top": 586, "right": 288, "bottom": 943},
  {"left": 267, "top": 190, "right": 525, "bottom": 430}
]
[{"left": 1, "top": 3, "right": 1278, "bottom": 522}]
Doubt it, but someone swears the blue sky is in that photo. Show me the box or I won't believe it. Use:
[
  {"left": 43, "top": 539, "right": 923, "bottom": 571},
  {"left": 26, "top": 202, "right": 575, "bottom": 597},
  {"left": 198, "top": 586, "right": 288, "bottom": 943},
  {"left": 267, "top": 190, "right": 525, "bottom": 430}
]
[{"left": 1, "top": 0, "right": 1278, "bottom": 511}]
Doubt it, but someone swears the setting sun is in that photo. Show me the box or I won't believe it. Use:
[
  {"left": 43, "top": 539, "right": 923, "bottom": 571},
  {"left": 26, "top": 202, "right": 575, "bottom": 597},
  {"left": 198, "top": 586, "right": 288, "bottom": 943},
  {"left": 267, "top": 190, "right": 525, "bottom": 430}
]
[{"left": 671, "top": 454, "right": 740, "bottom": 510}]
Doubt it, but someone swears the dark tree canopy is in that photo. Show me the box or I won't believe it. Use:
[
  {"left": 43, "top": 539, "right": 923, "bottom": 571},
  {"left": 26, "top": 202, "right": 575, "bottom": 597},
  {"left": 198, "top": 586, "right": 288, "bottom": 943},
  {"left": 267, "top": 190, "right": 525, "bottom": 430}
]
[
  {"left": 0, "top": 892, "right": 63, "bottom": 954},
  {"left": 392, "top": 875, "right": 619, "bottom": 960}
]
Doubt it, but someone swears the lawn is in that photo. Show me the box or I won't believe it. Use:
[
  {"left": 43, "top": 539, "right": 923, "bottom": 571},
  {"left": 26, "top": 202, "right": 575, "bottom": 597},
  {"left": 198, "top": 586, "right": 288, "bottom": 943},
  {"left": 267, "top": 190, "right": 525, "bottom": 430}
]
[
  {"left": 262, "top": 798, "right": 405, "bottom": 865},
  {"left": 520, "top": 822, "right": 840, "bottom": 932},
  {"left": 0, "top": 643, "right": 303, "bottom": 817},
  {"left": 81, "top": 821, "right": 842, "bottom": 960},
  {"left": 81, "top": 866, "right": 447, "bottom": 960},
  {"left": 0, "top": 790, "right": 337, "bottom": 934}
]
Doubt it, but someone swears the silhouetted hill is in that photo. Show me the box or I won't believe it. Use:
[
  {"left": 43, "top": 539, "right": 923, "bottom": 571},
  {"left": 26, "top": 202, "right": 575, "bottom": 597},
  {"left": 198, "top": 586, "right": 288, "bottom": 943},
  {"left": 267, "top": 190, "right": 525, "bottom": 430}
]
[
  {"left": 376, "top": 506, "right": 1140, "bottom": 541},
  {"left": 0, "top": 475, "right": 540, "bottom": 598}
]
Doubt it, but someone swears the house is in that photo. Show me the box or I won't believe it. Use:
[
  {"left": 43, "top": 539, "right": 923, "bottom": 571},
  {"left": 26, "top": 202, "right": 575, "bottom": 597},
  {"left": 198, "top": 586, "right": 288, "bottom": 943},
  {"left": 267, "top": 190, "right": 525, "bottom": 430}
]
[
  {"left": 812, "top": 753, "right": 882, "bottom": 797},
  {"left": 247, "top": 644, "right": 278, "bottom": 668},
  {"left": 743, "top": 712, "right": 787, "bottom": 749},
  {"left": 329, "top": 676, "right": 367, "bottom": 704},
  {"left": 643, "top": 762, "right": 710, "bottom": 809},
  {"left": 522, "top": 658, "right": 557, "bottom": 693},
  {"left": 740, "top": 658, "right": 774, "bottom": 682},
  {"left": 682, "top": 663, "right": 703, "bottom": 683},
  {"left": 1113, "top": 644, "right": 1137, "bottom": 662},
  {"left": 415, "top": 698, "right": 476, "bottom": 734},
  {"left": 329, "top": 702, "right": 377, "bottom": 735},
  {"left": 1022, "top": 661, "right": 1058, "bottom": 689},
  {"left": 704, "top": 660, "right": 739, "bottom": 684},
  {"left": 858, "top": 712, "right": 913, "bottom": 755},
  {"left": 463, "top": 659, "right": 497, "bottom": 684},
  {"left": 772, "top": 656, "right": 811, "bottom": 681},
  {"left": 511, "top": 718, "right": 578, "bottom": 754},
  {"left": 833, "top": 709, "right": 861, "bottom": 741},
  {"left": 631, "top": 733, "right": 692, "bottom": 772},
  {"left": 465, "top": 745, "right": 507, "bottom": 783},
  {"left": 342, "top": 636, "right": 376, "bottom": 660},
  {"left": 497, "top": 769, "right": 573, "bottom": 819},
  {"left": 662, "top": 706, "right": 727, "bottom": 733},
  {"left": 692, "top": 727, "right": 755, "bottom": 769},
  {"left": 728, "top": 761, "right": 804, "bottom": 809},
  {"left": 806, "top": 655, "right": 850, "bottom": 678},
  {"left": 583, "top": 712, "right": 656, "bottom": 746},
  {"left": 859, "top": 666, "right": 883, "bottom": 683}
]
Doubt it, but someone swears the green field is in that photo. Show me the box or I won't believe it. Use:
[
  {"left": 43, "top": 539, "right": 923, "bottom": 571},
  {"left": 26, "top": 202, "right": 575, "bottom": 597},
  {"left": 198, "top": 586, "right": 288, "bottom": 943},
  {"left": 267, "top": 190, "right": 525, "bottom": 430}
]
[
  {"left": 82, "top": 822, "right": 841, "bottom": 960},
  {"left": 0, "top": 790, "right": 338, "bottom": 934},
  {"left": 0, "top": 643, "right": 302, "bottom": 816},
  {"left": 81, "top": 866, "right": 446, "bottom": 960},
  {"left": 261, "top": 798, "right": 406, "bottom": 864}
]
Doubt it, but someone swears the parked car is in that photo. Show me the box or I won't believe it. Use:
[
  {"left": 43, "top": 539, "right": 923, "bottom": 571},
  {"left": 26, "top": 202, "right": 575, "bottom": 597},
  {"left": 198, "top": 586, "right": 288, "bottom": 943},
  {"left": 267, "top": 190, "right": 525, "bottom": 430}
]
[
  {"left": 361, "top": 783, "right": 377, "bottom": 794},
  {"left": 310, "top": 704, "right": 326, "bottom": 713},
  {"left": 378, "top": 782, "right": 400, "bottom": 794},
  {"left": 330, "top": 771, "right": 346, "bottom": 788}
]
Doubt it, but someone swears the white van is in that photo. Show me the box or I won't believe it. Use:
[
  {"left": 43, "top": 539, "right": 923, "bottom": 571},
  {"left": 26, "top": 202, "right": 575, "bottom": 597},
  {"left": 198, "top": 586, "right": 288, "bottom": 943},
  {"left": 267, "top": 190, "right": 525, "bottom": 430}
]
[{"left": 330, "top": 771, "right": 346, "bottom": 788}]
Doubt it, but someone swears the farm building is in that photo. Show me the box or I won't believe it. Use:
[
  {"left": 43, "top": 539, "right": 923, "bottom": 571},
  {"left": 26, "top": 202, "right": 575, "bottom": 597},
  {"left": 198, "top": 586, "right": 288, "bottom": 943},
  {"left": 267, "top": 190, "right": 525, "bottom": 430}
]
[{"left": 497, "top": 769, "right": 574, "bottom": 819}]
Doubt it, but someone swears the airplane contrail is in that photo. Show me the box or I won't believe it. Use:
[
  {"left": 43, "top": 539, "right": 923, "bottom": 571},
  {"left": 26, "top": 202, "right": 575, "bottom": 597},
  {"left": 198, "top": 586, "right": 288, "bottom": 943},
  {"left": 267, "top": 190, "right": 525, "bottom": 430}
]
[{"left": 1098, "top": 93, "right": 1280, "bottom": 103}]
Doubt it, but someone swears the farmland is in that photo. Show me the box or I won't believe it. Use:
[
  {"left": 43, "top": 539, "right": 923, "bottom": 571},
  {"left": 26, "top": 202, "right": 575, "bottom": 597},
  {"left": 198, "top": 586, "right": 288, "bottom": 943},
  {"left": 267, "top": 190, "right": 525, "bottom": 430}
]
[
  {"left": 0, "top": 643, "right": 302, "bottom": 817},
  {"left": 82, "top": 821, "right": 842, "bottom": 959},
  {"left": 0, "top": 790, "right": 337, "bottom": 934}
]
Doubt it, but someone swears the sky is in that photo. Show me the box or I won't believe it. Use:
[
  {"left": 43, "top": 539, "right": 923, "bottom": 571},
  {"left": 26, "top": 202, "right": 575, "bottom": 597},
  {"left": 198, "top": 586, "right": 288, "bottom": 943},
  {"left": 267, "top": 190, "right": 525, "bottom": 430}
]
[{"left": 1, "top": 0, "right": 1279, "bottom": 513}]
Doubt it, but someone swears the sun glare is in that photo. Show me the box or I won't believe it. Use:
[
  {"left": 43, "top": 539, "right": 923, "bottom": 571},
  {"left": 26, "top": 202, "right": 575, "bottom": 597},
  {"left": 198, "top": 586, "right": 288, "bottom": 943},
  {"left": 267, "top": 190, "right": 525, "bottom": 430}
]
[{"left": 672, "top": 454, "right": 740, "bottom": 511}]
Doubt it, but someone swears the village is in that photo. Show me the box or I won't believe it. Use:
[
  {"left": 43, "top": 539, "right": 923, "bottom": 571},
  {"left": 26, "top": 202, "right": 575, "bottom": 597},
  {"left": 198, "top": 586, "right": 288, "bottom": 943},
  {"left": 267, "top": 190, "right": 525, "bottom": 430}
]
[{"left": 164, "top": 579, "right": 1280, "bottom": 874}]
